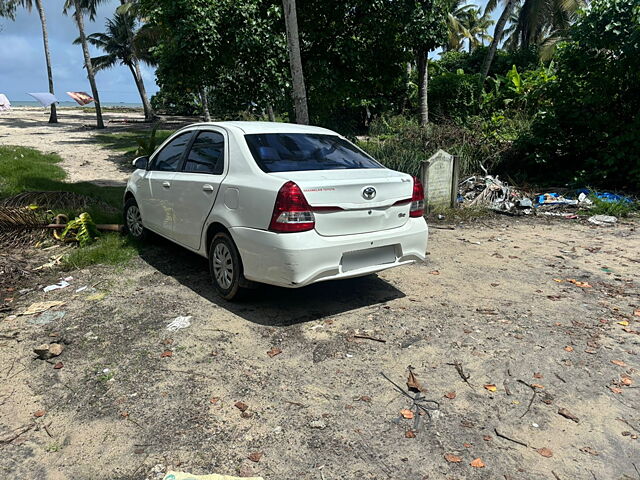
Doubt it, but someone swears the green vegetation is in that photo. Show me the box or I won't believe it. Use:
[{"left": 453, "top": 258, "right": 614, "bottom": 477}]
[
  {"left": 0, "top": 145, "right": 136, "bottom": 267},
  {"left": 62, "top": 233, "right": 139, "bottom": 270}
]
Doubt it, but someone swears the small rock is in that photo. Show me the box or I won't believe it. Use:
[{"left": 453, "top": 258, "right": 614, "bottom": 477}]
[
  {"left": 34, "top": 344, "right": 52, "bottom": 359},
  {"left": 48, "top": 343, "right": 64, "bottom": 357},
  {"left": 309, "top": 420, "right": 327, "bottom": 430}
]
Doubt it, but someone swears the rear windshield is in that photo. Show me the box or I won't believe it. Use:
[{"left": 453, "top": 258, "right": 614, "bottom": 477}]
[{"left": 244, "top": 133, "right": 383, "bottom": 172}]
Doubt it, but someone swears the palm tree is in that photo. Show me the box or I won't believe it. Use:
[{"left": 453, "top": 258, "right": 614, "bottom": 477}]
[
  {"left": 504, "top": 0, "right": 584, "bottom": 57},
  {"left": 1, "top": 0, "right": 57, "bottom": 123},
  {"left": 282, "top": 0, "right": 309, "bottom": 125},
  {"left": 63, "top": 0, "right": 105, "bottom": 129},
  {"left": 478, "top": 0, "right": 518, "bottom": 86},
  {"left": 79, "top": 12, "right": 155, "bottom": 120},
  {"left": 462, "top": 7, "right": 494, "bottom": 52},
  {"left": 445, "top": 0, "right": 475, "bottom": 52}
]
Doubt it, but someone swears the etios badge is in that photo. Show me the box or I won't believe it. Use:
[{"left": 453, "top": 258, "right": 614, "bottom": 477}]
[{"left": 362, "top": 186, "right": 376, "bottom": 200}]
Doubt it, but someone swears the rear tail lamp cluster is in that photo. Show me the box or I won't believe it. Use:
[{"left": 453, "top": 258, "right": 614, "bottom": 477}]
[
  {"left": 269, "top": 181, "right": 315, "bottom": 233},
  {"left": 410, "top": 176, "right": 425, "bottom": 217}
]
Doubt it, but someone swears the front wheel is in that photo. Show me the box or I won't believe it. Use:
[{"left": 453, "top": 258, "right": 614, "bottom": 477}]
[
  {"left": 209, "top": 232, "right": 246, "bottom": 301},
  {"left": 123, "top": 198, "right": 148, "bottom": 241}
]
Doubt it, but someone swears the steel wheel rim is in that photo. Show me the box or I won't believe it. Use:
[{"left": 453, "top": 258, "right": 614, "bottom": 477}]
[
  {"left": 213, "top": 243, "right": 234, "bottom": 290},
  {"left": 126, "top": 206, "right": 143, "bottom": 237}
]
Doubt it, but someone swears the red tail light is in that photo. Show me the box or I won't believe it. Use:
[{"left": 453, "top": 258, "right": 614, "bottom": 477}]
[
  {"left": 410, "top": 176, "right": 425, "bottom": 217},
  {"left": 269, "top": 181, "right": 315, "bottom": 233}
]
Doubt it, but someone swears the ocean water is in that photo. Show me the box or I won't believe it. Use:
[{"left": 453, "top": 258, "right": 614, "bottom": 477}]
[{"left": 10, "top": 100, "right": 142, "bottom": 108}]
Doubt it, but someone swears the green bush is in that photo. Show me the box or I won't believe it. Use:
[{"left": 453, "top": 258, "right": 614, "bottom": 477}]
[
  {"left": 507, "top": 0, "right": 640, "bottom": 188},
  {"left": 359, "top": 114, "right": 515, "bottom": 177},
  {"left": 429, "top": 72, "right": 481, "bottom": 120}
]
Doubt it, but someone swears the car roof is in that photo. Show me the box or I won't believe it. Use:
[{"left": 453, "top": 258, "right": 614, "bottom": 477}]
[{"left": 186, "top": 121, "right": 338, "bottom": 136}]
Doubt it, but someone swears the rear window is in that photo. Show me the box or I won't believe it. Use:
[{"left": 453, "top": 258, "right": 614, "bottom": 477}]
[{"left": 244, "top": 133, "right": 383, "bottom": 172}]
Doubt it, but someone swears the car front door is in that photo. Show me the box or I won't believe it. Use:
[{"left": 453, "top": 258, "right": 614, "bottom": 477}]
[
  {"left": 136, "top": 131, "right": 193, "bottom": 238},
  {"left": 170, "top": 129, "right": 227, "bottom": 250}
]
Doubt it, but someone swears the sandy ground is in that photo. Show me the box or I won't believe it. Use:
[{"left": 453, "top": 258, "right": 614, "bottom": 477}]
[
  {"left": 1, "top": 108, "right": 639, "bottom": 479},
  {"left": 0, "top": 107, "right": 191, "bottom": 187},
  {"left": 1, "top": 218, "right": 639, "bottom": 480}
]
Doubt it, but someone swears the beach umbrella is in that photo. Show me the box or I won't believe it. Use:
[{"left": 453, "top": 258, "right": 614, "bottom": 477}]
[
  {"left": 66, "top": 91, "right": 94, "bottom": 106},
  {"left": 0, "top": 94, "right": 10, "bottom": 112},
  {"left": 27, "top": 92, "right": 58, "bottom": 107}
]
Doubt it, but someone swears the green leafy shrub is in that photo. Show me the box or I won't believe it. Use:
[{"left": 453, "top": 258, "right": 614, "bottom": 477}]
[
  {"left": 507, "top": 0, "right": 640, "bottom": 188},
  {"left": 429, "top": 72, "right": 481, "bottom": 120}
]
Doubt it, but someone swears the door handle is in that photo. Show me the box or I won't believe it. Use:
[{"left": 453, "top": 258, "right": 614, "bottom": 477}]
[
  {"left": 202, "top": 184, "right": 215, "bottom": 192},
  {"left": 162, "top": 181, "right": 171, "bottom": 188}
]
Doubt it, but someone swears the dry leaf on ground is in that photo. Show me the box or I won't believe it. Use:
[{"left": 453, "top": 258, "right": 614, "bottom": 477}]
[
  {"left": 470, "top": 458, "right": 486, "bottom": 468},
  {"left": 444, "top": 453, "right": 462, "bottom": 463},
  {"left": 618, "top": 321, "right": 629, "bottom": 326},
  {"left": 537, "top": 448, "right": 553, "bottom": 457},
  {"left": 405, "top": 430, "right": 416, "bottom": 438},
  {"left": 235, "top": 401, "right": 249, "bottom": 412},
  {"left": 160, "top": 350, "right": 173, "bottom": 358},
  {"left": 558, "top": 408, "right": 579, "bottom": 423},
  {"left": 534, "top": 372, "right": 543, "bottom": 379},
  {"left": 621, "top": 376, "right": 633, "bottom": 386},
  {"left": 267, "top": 347, "right": 282, "bottom": 358},
  {"left": 444, "top": 391, "right": 456, "bottom": 399},
  {"left": 400, "top": 409, "right": 414, "bottom": 419},
  {"left": 580, "top": 446, "right": 599, "bottom": 456},
  {"left": 248, "top": 452, "right": 263, "bottom": 462},
  {"left": 531, "top": 383, "right": 545, "bottom": 389},
  {"left": 484, "top": 384, "right": 497, "bottom": 392},
  {"left": 564, "top": 346, "right": 574, "bottom": 352},
  {"left": 610, "top": 386, "right": 623, "bottom": 394},
  {"left": 33, "top": 410, "right": 46, "bottom": 418},
  {"left": 611, "top": 360, "right": 626, "bottom": 367},
  {"left": 406, "top": 370, "right": 424, "bottom": 392}
]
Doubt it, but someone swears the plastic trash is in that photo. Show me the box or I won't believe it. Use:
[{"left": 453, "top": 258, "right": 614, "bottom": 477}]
[
  {"left": 588, "top": 215, "right": 617, "bottom": 226},
  {"left": 535, "top": 193, "right": 578, "bottom": 206},
  {"left": 43, "top": 281, "right": 70, "bottom": 293},
  {"left": 19, "top": 301, "right": 65, "bottom": 316},
  {"left": 166, "top": 316, "right": 192, "bottom": 331}
]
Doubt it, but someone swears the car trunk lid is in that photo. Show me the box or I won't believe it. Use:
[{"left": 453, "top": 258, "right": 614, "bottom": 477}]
[{"left": 270, "top": 169, "right": 414, "bottom": 236}]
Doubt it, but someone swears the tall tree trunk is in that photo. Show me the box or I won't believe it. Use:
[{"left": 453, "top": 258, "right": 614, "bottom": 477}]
[
  {"left": 417, "top": 49, "right": 429, "bottom": 127},
  {"left": 118, "top": 0, "right": 155, "bottom": 121},
  {"left": 73, "top": 1, "right": 104, "bottom": 129},
  {"left": 126, "top": 63, "right": 154, "bottom": 121},
  {"left": 35, "top": 0, "right": 57, "bottom": 123},
  {"left": 479, "top": 0, "right": 517, "bottom": 87},
  {"left": 282, "top": 0, "right": 309, "bottom": 125},
  {"left": 199, "top": 86, "right": 211, "bottom": 122},
  {"left": 267, "top": 104, "right": 276, "bottom": 122}
]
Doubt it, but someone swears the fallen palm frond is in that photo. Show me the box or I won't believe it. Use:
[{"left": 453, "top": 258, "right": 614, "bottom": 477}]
[
  {"left": 0, "top": 206, "right": 123, "bottom": 248},
  {"left": 0, "top": 191, "right": 116, "bottom": 213},
  {"left": 0, "top": 206, "right": 52, "bottom": 247}
]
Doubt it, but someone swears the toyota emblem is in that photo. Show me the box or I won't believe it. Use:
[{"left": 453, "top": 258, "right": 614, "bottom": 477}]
[{"left": 362, "top": 186, "right": 376, "bottom": 200}]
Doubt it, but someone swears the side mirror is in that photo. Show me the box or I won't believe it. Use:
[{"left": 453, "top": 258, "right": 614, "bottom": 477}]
[{"left": 133, "top": 156, "right": 149, "bottom": 170}]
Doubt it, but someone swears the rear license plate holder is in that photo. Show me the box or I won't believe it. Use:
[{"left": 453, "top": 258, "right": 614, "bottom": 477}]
[{"left": 341, "top": 245, "right": 397, "bottom": 272}]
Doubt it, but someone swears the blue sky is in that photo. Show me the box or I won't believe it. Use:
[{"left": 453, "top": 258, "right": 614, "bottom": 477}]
[
  {"left": 0, "top": 1, "right": 495, "bottom": 104},
  {"left": 0, "top": 0, "right": 158, "bottom": 104}
]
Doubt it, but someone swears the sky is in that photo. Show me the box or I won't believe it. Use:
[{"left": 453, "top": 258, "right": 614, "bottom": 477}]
[
  {"left": 0, "top": 0, "right": 158, "bottom": 104},
  {"left": 0, "top": 1, "right": 496, "bottom": 105}
]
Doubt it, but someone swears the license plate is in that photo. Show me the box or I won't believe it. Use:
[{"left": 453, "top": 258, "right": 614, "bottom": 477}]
[{"left": 341, "top": 246, "right": 397, "bottom": 272}]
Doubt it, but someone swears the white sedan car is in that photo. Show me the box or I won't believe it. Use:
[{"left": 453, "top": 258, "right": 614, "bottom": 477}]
[{"left": 124, "top": 122, "right": 428, "bottom": 299}]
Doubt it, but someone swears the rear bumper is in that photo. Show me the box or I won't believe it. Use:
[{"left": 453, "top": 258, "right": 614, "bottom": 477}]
[{"left": 231, "top": 218, "right": 428, "bottom": 288}]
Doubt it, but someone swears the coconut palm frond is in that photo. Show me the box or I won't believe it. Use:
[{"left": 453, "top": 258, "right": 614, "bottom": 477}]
[{"left": 0, "top": 206, "right": 51, "bottom": 247}]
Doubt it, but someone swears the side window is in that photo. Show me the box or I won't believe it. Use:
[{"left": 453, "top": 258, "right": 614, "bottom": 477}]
[
  {"left": 183, "top": 131, "right": 225, "bottom": 175},
  {"left": 150, "top": 132, "right": 192, "bottom": 172}
]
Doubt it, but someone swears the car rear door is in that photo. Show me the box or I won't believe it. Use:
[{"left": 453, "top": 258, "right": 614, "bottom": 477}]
[
  {"left": 137, "top": 131, "right": 193, "bottom": 238},
  {"left": 170, "top": 129, "right": 226, "bottom": 250}
]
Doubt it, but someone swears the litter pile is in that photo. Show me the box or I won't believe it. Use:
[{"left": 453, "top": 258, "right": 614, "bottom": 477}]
[{"left": 458, "top": 175, "right": 635, "bottom": 223}]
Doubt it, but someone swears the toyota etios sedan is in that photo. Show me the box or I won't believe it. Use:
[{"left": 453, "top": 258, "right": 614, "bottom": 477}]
[{"left": 124, "top": 122, "right": 428, "bottom": 300}]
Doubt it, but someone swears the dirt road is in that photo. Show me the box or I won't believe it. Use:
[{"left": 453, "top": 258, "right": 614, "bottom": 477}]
[{"left": 1, "top": 217, "right": 638, "bottom": 479}]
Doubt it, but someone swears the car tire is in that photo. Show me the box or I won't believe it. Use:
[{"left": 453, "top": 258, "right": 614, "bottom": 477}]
[
  {"left": 209, "top": 232, "right": 246, "bottom": 301},
  {"left": 123, "top": 198, "right": 148, "bottom": 241}
]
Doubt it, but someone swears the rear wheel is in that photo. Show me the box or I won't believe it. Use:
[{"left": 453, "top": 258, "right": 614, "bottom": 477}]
[
  {"left": 209, "top": 232, "right": 246, "bottom": 300},
  {"left": 123, "top": 198, "right": 148, "bottom": 241}
]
